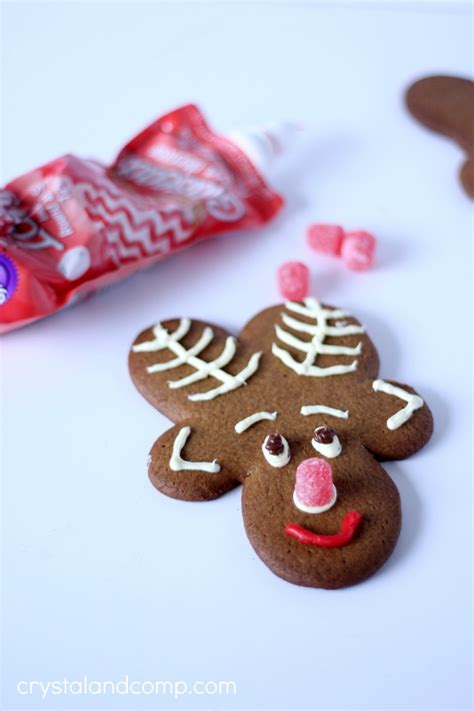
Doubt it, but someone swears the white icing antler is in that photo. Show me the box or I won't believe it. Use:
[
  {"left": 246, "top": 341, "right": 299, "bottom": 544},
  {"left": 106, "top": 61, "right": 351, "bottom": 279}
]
[
  {"left": 133, "top": 319, "right": 262, "bottom": 402},
  {"left": 372, "top": 380, "right": 424, "bottom": 430},
  {"left": 272, "top": 298, "right": 365, "bottom": 377}
]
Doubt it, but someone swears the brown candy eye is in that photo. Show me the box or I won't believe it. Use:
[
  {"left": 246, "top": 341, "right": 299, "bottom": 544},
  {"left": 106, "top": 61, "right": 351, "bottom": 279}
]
[
  {"left": 313, "top": 426, "right": 337, "bottom": 444},
  {"left": 265, "top": 433, "right": 284, "bottom": 455}
]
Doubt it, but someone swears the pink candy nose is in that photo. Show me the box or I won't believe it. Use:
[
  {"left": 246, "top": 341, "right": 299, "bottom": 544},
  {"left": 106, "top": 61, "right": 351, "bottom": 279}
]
[{"left": 295, "top": 457, "right": 335, "bottom": 508}]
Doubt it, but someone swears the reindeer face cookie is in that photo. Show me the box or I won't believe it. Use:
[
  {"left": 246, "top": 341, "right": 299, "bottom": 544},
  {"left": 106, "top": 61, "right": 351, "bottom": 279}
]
[{"left": 129, "top": 298, "right": 433, "bottom": 589}]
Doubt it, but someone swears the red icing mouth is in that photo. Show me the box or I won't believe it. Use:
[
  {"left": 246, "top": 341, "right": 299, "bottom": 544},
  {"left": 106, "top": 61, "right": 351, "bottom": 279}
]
[{"left": 285, "top": 511, "right": 363, "bottom": 548}]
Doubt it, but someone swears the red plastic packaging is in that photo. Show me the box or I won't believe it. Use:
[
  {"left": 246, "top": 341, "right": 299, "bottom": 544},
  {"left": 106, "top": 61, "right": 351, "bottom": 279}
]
[{"left": 0, "top": 104, "right": 283, "bottom": 333}]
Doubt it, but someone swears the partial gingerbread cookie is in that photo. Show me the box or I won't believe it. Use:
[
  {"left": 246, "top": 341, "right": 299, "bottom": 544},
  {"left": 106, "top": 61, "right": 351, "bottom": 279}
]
[
  {"left": 405, "top": 75, "right": 474, "bottom": 198},
  {"left": 129, "top": 298, "right": 433, "bottom": 589}
]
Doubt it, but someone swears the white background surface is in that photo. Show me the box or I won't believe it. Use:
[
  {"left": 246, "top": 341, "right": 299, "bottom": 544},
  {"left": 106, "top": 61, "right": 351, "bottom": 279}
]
[{"left": 1, "top": 1, "right": 473, "bottom": 710}]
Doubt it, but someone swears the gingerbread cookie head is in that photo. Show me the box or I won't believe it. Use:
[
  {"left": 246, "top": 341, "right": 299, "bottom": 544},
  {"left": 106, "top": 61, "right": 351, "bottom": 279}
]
[
  {"left": 129, "top": 298, "right": 433, "bottom": 589},
  {"left": 405, "top": 74, "right": 474, "bottom": 198}
]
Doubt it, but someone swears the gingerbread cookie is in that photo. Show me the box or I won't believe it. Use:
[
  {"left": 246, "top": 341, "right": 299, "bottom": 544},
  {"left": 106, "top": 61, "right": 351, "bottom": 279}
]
[
  {"left": 405, "top": 75, "right": 474, "bottom": 198},
  {"left": 129, "top": 298, "right": 433, "bottom": 589}
]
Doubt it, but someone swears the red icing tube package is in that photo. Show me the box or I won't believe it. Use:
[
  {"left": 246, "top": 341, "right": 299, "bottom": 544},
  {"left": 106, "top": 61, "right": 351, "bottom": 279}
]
[{"left": 0, "top": 104, "right": 283, "bottom": 333}]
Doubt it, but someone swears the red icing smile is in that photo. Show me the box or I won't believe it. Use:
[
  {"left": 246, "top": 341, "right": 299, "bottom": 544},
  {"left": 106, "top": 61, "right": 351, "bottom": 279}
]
[{"left": 285, "top": 511, "right": 363, "bottom": 548}]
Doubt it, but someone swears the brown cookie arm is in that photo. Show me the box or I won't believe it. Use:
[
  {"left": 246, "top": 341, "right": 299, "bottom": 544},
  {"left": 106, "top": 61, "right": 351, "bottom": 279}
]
[
  {"left": 350, "top": 379, "right": 433, "bottom": 461},
  {"left": 148, "top": 423, "right": 240, "bottom": 502}
]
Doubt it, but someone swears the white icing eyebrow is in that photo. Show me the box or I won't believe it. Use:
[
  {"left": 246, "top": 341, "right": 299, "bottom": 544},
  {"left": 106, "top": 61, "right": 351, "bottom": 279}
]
[
  {"left": 235, "top": 411, "right": 277, "bottom": 434},
  {"left": 300, "top": 405, "right": 349, "bottom": 418},
  {"left": 372, "top": 380, "right": 424, "bottom": 430},
  {"left": 169, "top": 426, "right": 221, "bottom": 473}
]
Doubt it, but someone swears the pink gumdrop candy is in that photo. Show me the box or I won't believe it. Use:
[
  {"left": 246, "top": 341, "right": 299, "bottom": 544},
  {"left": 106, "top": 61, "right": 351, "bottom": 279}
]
[
  {"left": 306, "top": 223, "right": 344, "bottom": 256},
  {"left": 277, "top": 261, "right": 309, "bottom": 301},
  {"left": 341, "top": 230, "right": 376, "bottom": 271},
  {"left": 295, "top": 458, "right": 334, "bottom": 508}
]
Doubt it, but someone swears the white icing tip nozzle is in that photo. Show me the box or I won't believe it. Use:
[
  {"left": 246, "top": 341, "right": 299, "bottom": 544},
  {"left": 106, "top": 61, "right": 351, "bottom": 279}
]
[{"left": 227, "top": 121, "right": 303, "bottom": 175}]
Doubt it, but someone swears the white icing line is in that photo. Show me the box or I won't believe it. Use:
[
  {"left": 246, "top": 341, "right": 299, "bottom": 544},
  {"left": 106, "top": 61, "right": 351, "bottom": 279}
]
[
  {"left": 372, "top": 379, "right": 424, "bottom": 430},
  {"left": 169, "top": 426, "right": 221, "bottom": 473},
  {"left": 168, "top": 336, "right": 236, "bottom": 389},
  {"left": 262, "top": 436, "right": 291, "bottom": 468},
  {"left": 293, "top": 485, "right": 337, "bottom": 514},
  {"left": 272, "top": 297, "right": 364, "bottom": 378},
  {"left": 277, "top": 322, "right": 361, "bottom": 356},
  {"left": 147, "top": 327, "right": 213, "bottom": 373},
  {"left": 133, "top": 318, "right": 191, "bottom": 352},
  {"left": 282, "top": 312, "right": 364, "bottom": 338},
  {"left": 235, "top": 411, "right": 278, "bottom": 434},
  {"left": 134, "top": 319, "right": 261, "bottom": 402},
  {"left": 311, "top": 435, "right": 342, "bottom": 458},
  {"left": 275, "top": 324, "right": 312, "bottom": 353},
  {"left": 188, "top": 351, "right": 262, "bottom": 401},
  {"left": 317, "top": 341, "right": 362, "bottom": 356},
  {"left": 300, "top": 405, "right": 349, "bottom": 418},
  {"left": 286, "top": 298, "right": 344, "bottom": 320},
  {"left": 281, "top": 312, "right": 317, "bottom": 334},
  {"left": 272, "top": 343, "right": 358, "bottom": 377}
]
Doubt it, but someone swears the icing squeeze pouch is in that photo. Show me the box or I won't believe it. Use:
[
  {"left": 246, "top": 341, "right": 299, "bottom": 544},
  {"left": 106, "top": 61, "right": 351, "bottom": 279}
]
[{"left": 0, "top": 104, "right": 283, "bottom": 333}]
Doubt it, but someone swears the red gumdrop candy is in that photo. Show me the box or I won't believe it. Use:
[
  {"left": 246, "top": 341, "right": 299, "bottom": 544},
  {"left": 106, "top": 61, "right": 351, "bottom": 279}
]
[
  {"left": 306, "top": 223, "right": 344, "bottom": 256},
  {"left": 295, "top": 457, "right": 334, "bottom": 508},
  {"left": 277, "top": 261, "right": 309, "bottom": 301},
  {"left": 341, "top": 230, "right": 376, "bottom": 271}
]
